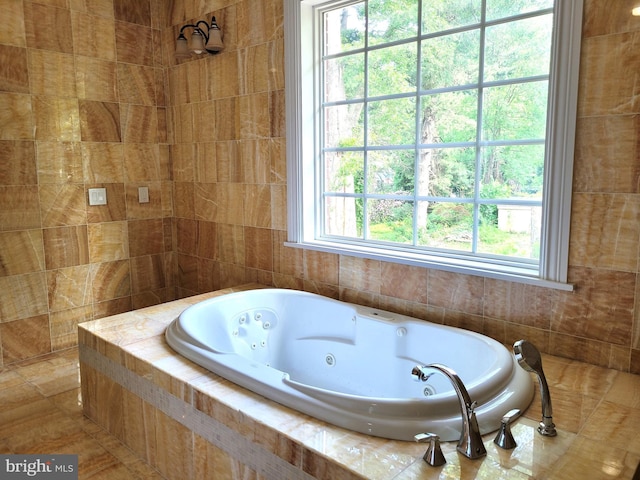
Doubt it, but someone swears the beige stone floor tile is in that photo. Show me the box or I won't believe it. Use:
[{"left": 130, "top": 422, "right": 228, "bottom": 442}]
[
  {"left": 10, "top": 346, "right": 78, "bottom": 367},
  {"left": 0, "top": 368, "right": 25, "bottom": 390},
  {"left": 121, "top": 459, "right": 166, "bottom": 480},
  {"left": 2, "top": 405, "right": 78, "bottom": 450},
  {"left": 15, "top": 348, "right": 80, "bottom": 396},
  {"left": 0, "top": 437, "right": 14, "bottom": 454},
  {"left": 546, "top": 436, "right": 640, "bottom": 480},
  {"left": 83, "top": 462, "right": 144, "bottom": 480},
  {"left": 0, "top": 348, "right": 167, "bottom": 479},
  {"left": 0, "top": 384, "right": 57, "bottom": 438},
  {"left": 77, "top": 448, "right": 127, "bottom": 479},
  {"left": 579, "top": 401, "right": 640, "bottom": 455},
  {"left": 0, "top": 402, "right": 60, "bottom": 440},
  {"left": 604, "top": 372, "right": 640, "bottom": 409},
  {"left": 48, "top": 387, "right": 84, "bottom": 418},
  {"left": 0, "top": 381, "right": 46, "bottom": 419}
]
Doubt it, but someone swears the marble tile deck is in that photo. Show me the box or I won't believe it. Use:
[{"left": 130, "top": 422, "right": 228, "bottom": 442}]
[
  {"left": 3, "top": 284, "right": 640, "bottom": 479},
  {"left": 75, "top": 285, "right": 640, "bottom": 479}
]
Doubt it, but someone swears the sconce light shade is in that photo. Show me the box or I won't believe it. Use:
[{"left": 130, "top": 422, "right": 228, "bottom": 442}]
[
  {"left": 175, "top": 16, "right": 224, "bottom": 59},
  {"left": 175, "top": 33, "right": 190, "bottom": 58},
  {"left": 191, "top": 29, "right": 206, "bottom": 54},
  {"left": 205, "top": 17, "right": 224, "bottom": 53},
  {"left": 633, "top": 6, "right": 640, "bottom": 15}
]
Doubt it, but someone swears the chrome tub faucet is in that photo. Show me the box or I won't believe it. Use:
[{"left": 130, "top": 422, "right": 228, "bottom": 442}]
[{"left": 412, "top": 363, "right": 487, "bottom": 460}]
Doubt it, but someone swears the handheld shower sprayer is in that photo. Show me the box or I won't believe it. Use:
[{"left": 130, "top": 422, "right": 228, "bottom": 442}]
[{"left": 513, "top": 340, "right": 557, "bottom": 437}]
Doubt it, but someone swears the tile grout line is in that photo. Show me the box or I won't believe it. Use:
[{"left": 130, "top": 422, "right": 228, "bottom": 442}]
[{"left": 79, "top": 343, "right": 317, "bottom": 480}]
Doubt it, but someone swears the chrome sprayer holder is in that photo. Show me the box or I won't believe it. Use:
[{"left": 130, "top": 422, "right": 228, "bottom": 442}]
[{"left": 513, "top": 340, "right": 557, "bottom": 437}]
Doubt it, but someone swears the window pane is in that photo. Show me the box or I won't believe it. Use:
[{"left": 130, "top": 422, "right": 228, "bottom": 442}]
[
  {"left": 368, "top": 0, "right": 418, "bottom": 46},
  {"left": 422, "top": 0, "right": 481, "bottom": 33},
  {"left": 486, "top": 0, "right": 554, "bottom": 22},
  {"left": 367, "top": 150, "right": 415, "bottom": 195},
  {"left": 367, "top": 198, "right": 414, "bottom": 243},
  {"left": 290, "top": 0, "right": 581, "bottom": 284},
  {"left": 368, "top": 43, "right": 417, "bottom": 97},
  {"left": 368, "top": 97, "right": 416, "bottom": 146},
  {"left": 325, "top": 151, "right": 364, "bottom": 193},
  {"left": 417, "top": 202, "right": 473, "bottom": 251},
  {"left": 480, "top": 145, "right": 545, "bottom": 199},
  {"left": 325, "top": 53, "right": 365, "bottom": 102},
  {"left": 482, "top": 81, "right": 548, "bottom": 142},
  {"left": 324, "top": 3, "right": 365, "bottom": 55},
  {"left": 324, "top": 103, "right": 365, "bottom": 148},
  {"left": 421, "top": 91, "right": 478, "bottom": 144},
  {"left": 418, "top": 147, "right": 476, "bottom": 197},
  {"left": 324, "top": 195, "right": 361, "bottom": 238},
  {"left": 484, "top": 15, "right": 553, "bottom": 82},
  {"left": 477, "top": 204, "right": 541, "bottom": 259},
  {"left": 421, "top": 30, "right": 480, "bottom": 90}
]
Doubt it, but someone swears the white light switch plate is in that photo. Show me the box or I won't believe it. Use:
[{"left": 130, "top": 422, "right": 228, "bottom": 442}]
[
  {"left": 88, "top": 188, "right": 107, "bottom": 206},
  {"left": 138, "top": 186, "right": 149, "bottom": 203}
]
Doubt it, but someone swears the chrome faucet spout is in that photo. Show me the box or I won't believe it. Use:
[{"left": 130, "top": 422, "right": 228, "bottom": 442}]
[{"left": 413, "top": 363, "right": 487, "bottom": 460}]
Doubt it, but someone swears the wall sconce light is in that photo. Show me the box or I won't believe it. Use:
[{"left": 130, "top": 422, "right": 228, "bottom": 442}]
[
  {"left": 633, "top": 6, "right": 640, "bottom": 16},
  {"left": 175, "top": 16, "right": 223, "bottom": 58}
]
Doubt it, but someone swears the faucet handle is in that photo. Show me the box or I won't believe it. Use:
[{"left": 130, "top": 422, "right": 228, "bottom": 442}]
[
  {"left": 493, "top": 408, "right": 520, "bottom": 450},
  {"left": 415, "top": 432, "right": 446, "bottom": 467}
]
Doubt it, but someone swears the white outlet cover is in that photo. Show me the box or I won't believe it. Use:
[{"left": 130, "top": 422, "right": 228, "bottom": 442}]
[{"left": 88, "top": 188, "right": 107, "bottom": 206}]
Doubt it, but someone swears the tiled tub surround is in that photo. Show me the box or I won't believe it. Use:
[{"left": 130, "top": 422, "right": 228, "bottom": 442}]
[
  {"left": 79, "top": 285, "right": 640, "bottom": 479},
  {"left": 1, "top": 0, "right": 640, "bottom": 382}
]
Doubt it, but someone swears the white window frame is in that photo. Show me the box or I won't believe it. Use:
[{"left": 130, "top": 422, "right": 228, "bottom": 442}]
[{"left": 284, "top": 0, "right": 583, "bottom": 291}]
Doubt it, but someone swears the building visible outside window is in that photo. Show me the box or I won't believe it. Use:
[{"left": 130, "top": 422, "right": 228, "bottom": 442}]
[{"left": 285, "top": 0, "right": 583, "bottom": 289}]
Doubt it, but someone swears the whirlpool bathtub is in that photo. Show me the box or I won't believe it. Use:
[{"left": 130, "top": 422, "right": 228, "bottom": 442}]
[{"left": 165, "top": 288, "right": 534, "bottom": 441}]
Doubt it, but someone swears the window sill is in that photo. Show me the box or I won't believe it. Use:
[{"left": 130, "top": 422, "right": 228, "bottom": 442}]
[{"left": 285, "top": 240, "right": 574, "bottom": 291}]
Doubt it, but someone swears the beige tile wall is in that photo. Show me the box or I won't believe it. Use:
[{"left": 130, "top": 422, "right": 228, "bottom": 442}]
[
  {"left": 164, "top": 0, "right": 640, "bottom": 375},
  {"left": 0, "top": 0, "right": 173, "bottom": 365},
  {"left": 3, "top": 0, "right": 640, "bottom": 375}
]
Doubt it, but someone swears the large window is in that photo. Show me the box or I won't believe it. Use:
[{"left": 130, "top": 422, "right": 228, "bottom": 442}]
[{"left": 285, "top": 0, "right": 583, "bottom": 289}]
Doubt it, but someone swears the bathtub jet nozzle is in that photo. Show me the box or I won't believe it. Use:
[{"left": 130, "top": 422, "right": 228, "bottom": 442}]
[
  {"left": 411, "top": 365, "right": 434, "bottom": 382},
  {"left": 513, "top": 340, "right": 557, "bottom": 437}
]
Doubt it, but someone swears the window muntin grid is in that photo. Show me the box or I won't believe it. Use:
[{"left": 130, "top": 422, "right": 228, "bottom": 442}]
[{"left": 318, "top": 1, "right": 553, "bottom": 266}]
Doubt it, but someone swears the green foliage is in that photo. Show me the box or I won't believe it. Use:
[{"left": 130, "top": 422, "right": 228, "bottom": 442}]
[
  {"left": 369, "top": 220, "right": 413, "bottom": 244},
  {"left": 324, "top": 0, "right": 550, "bottom": 257},
  {"left": 479, "top": 225, "right": 539, "bottom": 258},
  {"left": 368, "top": 198, "right": 413, "bottom": 224},
  {"left": 479, "top": 181, "right": 512, "bottom": 226},
  {"left": 425, "top": 203, "right": 472, "bottom": 231}
]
